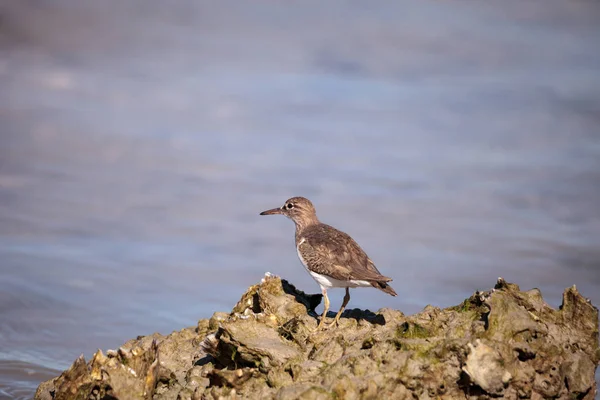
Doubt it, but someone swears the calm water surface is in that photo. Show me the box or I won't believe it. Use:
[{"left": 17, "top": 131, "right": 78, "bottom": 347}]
[{"left": 1, "top": 1, "right": 600, "bottom": 398}]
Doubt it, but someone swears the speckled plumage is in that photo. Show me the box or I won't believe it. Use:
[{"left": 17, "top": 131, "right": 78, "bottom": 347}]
[
  {"left": 296, "top": 223, "right": 396, "bottom": 293},
  {"left": 260, "top": 196, "right": 396, "bottom": 329}
]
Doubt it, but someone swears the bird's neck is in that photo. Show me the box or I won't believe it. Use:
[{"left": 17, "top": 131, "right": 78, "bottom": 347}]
[{"left": 294, "top": 214, "right": 319, "bottom": 235}]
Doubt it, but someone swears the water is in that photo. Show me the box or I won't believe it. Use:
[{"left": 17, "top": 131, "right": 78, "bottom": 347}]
[{"left": 1, "top": 1, "right": 599, "bottom": 398}]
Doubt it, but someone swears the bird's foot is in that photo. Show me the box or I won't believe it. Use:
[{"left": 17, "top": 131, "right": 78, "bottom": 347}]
[
  {"left": 325, "top": 317, "right": 341, "bottom": 328},
  {"left": 309, "top": 316, "right": 341, "bottom": 332},
  {"left": 310, "top": 317, "right": 331, "bottom": 332},
  {"left": 313, "top": 320, "right": 327, "bottom": 332}
]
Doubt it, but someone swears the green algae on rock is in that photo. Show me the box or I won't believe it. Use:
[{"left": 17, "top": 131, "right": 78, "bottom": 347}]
[{"left": 35, "top": 274, "right": 599, "bottom": 400}]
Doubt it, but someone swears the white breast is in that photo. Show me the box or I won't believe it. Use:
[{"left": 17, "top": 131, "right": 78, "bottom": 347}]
[{"left": 296, "top": 238, "right": 310, "bottom": 272}]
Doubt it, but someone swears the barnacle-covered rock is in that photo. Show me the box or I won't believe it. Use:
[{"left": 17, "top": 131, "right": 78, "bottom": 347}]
[{"left": 36, "top": 274, "right": 599, "bottom": 400}]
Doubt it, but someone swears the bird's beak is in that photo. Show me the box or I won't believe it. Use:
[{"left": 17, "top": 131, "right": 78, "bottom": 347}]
[{"left": 260, "top": 207, "right": 284, "bottom": 216}]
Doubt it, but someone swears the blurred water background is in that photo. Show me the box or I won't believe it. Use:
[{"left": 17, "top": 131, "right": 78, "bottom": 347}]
[{"left": 1, "top": 1, "right": 599, "bottom": 398}]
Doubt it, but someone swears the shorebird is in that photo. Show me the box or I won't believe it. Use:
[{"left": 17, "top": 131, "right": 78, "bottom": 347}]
[{"left": 260, "top": 196, "right": 397, "bottom": 329}]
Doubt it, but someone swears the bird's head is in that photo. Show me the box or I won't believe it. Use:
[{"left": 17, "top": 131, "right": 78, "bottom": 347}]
[{"left": 260, "top": 196, "right": 319, "bottom": 228}]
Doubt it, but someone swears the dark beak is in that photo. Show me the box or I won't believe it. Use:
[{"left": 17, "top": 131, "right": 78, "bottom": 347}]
[{"left": 260, "top": 207, "right": 284, "bottom": 216}]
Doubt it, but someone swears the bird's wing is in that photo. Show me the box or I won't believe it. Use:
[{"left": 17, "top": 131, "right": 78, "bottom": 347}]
[{"left": 299, "top": 225, "right": 392, "bottom": 283}]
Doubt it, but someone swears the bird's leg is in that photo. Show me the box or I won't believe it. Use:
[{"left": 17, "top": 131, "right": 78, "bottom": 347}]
[
  {"left": 328, "top": 287, "right": 350, "bottom": 327},
  {"left": 315, "top": 288, "right": 330, "bottom": 330}
]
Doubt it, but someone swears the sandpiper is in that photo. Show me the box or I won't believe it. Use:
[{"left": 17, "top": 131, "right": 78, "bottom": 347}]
[{"left": 260, "top": 196, "right": 397, "bottom": 329}]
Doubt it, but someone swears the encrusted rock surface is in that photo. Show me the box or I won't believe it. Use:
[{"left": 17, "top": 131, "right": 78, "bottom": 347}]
[{"left": 36, "top": 274, "right": 599, "bottom": 400}]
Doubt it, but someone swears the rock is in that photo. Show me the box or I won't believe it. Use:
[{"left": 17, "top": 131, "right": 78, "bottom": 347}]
[
  {"left": 462, "top": 339, "right": 511, "bottom": 395},
  {"left": 563, "top": 353, "right": 595, "bottom": 397},
  {"left": 209, "top": 320, "right": 302, "bottom": 370},
  {"left": 35, "top": 275, "right": 600, "bottom": 400}
]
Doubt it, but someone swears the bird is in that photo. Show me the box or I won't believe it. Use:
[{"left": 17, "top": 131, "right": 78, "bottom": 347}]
[{"left": 260, "top": 196, "right": 396, "bottom": 329}]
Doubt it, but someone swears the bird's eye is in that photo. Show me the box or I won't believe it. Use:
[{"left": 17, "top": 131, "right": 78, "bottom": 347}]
[{"left": 286, "top": 203, "right": 294, "bottom": 209}]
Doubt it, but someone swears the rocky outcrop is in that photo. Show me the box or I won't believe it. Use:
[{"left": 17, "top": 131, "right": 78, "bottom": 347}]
[{"left": 35, "top": 274, "right": 599, "bottom": 400}]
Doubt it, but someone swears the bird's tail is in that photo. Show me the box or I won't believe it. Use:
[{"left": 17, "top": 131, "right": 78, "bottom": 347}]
[{"left": 372, "top": 281, "right": 397, "bottom": 296}]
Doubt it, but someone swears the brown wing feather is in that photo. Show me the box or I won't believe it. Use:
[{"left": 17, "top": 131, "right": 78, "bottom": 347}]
[{"left": 298, "top": 224, "right": 392, "bottom": 283}]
